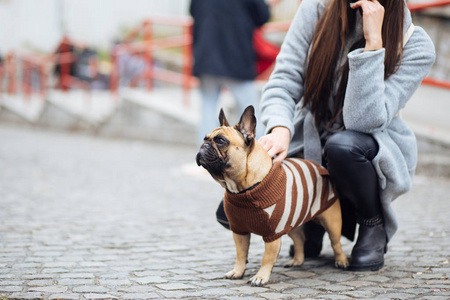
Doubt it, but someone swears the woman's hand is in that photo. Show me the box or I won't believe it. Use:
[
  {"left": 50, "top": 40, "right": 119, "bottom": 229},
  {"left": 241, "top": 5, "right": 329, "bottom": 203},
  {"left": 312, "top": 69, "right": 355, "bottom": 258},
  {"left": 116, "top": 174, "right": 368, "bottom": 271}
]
[
  {"left": 350, "top": 0, "right": 385, "bottom": 51},
  {"left": 258, "top": 126, "right": 290, "bottom": 163}
]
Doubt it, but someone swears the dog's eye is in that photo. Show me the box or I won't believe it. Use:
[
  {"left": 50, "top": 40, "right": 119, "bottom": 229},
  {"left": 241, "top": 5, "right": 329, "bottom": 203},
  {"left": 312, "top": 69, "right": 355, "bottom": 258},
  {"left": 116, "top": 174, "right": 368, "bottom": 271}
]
[{"left": 214, "top": 137, "right": 226, "bottom": 145}]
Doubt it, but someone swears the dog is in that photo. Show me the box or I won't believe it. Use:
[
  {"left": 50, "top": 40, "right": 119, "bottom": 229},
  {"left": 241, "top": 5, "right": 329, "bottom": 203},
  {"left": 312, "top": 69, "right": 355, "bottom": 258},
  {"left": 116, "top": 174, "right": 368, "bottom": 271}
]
[{"left": 196, "top": 105, "right": 349, "bottom": 286}]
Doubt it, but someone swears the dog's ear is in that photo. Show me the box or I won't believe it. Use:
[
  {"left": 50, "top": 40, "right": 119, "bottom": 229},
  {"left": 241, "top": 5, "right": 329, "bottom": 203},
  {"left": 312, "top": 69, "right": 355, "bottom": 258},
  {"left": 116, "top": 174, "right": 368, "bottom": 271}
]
[
  {"left": 218, "top": 108, "right": 230, "bottom": 127},
  {"left": 237, "top": 106, "right": 256, "bottom": 145}
]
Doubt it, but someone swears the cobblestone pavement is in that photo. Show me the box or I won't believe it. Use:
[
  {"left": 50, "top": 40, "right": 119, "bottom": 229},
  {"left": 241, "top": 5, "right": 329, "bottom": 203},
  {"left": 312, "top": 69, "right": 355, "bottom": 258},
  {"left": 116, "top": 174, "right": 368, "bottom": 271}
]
[{"left": 0, "top": 124, "right": 449, "bottom": 300}]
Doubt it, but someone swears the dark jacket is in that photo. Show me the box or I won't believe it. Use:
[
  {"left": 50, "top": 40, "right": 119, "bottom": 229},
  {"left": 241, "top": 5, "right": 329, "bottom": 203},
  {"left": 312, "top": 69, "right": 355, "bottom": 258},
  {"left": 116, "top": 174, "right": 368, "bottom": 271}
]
[{"left": 190, "top": 0, "right": 270, "bottom": 80}]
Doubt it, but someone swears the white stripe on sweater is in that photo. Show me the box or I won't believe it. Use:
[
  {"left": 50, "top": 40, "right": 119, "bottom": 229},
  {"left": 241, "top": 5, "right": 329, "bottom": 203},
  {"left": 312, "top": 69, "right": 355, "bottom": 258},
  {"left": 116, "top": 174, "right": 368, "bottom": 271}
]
[
  {"left": 284, "top": 160, "right": 304, "bottom": 228},
  {"left": 275, "top": 164, "right": 294, "bottom": 233},
  {"left": 297, "top": 160, "right": 314, "bottom": 226}
]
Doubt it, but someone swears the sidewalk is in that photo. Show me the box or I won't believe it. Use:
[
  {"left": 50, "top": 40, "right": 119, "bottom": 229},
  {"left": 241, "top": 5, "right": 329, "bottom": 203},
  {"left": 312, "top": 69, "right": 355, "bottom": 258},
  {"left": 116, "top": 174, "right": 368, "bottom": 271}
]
[
  {"left": 0, "top": 84, "right": 449, "bottom": 150},
  {"left": 0, "top": 124, "right": 449, "bottom": 300}
]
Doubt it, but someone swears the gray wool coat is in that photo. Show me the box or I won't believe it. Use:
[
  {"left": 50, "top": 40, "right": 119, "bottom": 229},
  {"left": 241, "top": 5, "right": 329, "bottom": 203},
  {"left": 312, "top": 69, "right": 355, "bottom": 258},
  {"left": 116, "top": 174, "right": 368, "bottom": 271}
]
[{"left": 260, "top": 0, "right": 436, "bottom": 241}]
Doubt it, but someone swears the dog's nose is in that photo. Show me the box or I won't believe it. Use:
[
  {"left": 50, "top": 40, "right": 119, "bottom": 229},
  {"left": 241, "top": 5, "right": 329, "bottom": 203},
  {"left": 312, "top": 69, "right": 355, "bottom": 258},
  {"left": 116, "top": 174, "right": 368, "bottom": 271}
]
[
  {"left": 195, "top": 152, "right": 202, "bottom": 166},
  {"left": 201, "top": 142, "right": 212, "bottom": 150}
]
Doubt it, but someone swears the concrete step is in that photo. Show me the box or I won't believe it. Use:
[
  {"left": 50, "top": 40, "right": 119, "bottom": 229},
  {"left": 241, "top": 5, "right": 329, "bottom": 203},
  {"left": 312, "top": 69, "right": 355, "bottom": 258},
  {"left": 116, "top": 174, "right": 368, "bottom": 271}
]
[
  {"left": 47, "top": 90, "right": 118, "bottom": 126},
  {"left": 1, "top": 94, "right": 46, "bottom": 123}
]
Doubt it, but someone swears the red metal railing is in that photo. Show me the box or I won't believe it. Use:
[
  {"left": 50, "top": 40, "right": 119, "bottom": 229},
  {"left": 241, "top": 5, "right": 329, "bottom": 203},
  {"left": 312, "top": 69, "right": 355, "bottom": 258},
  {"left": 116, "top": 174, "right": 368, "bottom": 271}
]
[
  {"left": 0, "top": 51, "right": 48, "bottom": 100},
  {"left": 110, "top": 16, "right": 197, "bottom": 105}
]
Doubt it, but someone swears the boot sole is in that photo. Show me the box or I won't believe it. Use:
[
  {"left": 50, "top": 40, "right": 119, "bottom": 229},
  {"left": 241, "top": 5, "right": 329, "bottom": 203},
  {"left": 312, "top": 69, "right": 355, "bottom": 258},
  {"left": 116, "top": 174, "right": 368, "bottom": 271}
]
[{"left": 348, "top": 260, "right": 384, "bottom": 272}]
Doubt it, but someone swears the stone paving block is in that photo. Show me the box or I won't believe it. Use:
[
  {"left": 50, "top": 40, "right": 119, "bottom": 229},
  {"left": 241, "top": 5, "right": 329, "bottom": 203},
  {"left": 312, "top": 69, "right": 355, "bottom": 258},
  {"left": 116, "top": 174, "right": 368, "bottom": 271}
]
[
  {"left": 318, "top": 284, "right": 355, "bottom": 292},
  {"left": 80, "top": 262, "right": 108, "bottom": 267},
  {"left": 83, "top": 293, "right": 119, "bottom": 299},
  {"left": 0, "top": 281, "right": 24, "bottom": 286},
  {"left": 231, "top": 285, "right": 269, "bottom": 294},
  {"left": 41, "top": 268, "right": 70, "bottom": 274},
  {"left": 0, "top": 286, "right": 23, "bottom": 293},
  {"left": 48, "top": 293, "right": 81, "bottom": 300},
  {"left": 57, "top": 278, "right": 95, "bottom": 285},
  {"left": 379, "top": 293, "right": 416, "bottom": 299},
  {"left": 11, "top": 263, "right": 41, "bottom": 269},
  {"left": 315, "top": 273, "right": 357, "bottom": 282},
  {"left": 155, "top": 283, "right": 197, "bottom": 291},
  {"left": 225, "top": 297, "right": 266, "bottom": 300},
  {"left": 26, "top": 279, "right": 55, "bottom": 287},
  {"left": 8, "top": 292, "right": 42, "bottom": 300},
  {"left": 98, "top": 279, "right": 132, "bottom": 286},
  {"left": 72, "top": 286, "right": 109, "bottom": 293},
  {"left": 132, "top": 276, "right": 168, "bottom": 284},
  {"left": 259, "top": 292, "right": 299, "bottom": 299},
  {"left": 43, "top": 262, "right": 77, "bottom": 268},
  {"left": 360, "top": 274, "right": 391, "bottom": 283},
  {"left": 189, "top": 287, "right": 240, "bottom": 298},
  {"left": 120, "top": 292, "right": 161, "bottom": 299},
  {"left": 342, "top": 290, "right": 376, "bottom": 298},
  {"left": 283, "top": 270, "right": 317, "bottom": 279},
  {"left": 116, "top": 286, "right": 156, "bottom": 293},
  {"left": 265, "top": 282, "right": 299, "bottom": 291},
  {"left": 417, "top": 297, "right": 450, "bottom": 300},
  {"left": 60, "top": 273, "right": 96, "bottom": 279},
  {"left": 28, "top": 286, "right": 69, "bottom": 293},
  {"left": 284, "top": 287, "right": 321, "bottom": 297},
  {"left": 289, "top": 278, "right": 328, "bottom": 287}
]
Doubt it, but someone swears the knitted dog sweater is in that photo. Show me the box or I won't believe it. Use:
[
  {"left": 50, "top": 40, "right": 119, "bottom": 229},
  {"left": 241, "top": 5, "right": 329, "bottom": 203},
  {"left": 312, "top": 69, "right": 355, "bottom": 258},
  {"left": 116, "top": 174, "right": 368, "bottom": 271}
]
[{"left": 224, "top": 158, "right": 338, "bottom": 242}]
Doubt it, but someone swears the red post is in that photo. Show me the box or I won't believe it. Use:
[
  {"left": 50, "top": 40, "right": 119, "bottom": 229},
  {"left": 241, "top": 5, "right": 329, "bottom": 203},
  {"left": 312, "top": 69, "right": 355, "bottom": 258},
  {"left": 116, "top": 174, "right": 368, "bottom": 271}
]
[
  {"left": 109, "top": 46, "right": 120, "bottom": 94},
  {"left": 55, "top": 37, "right": 74, "bottom": 91},
  {"left": 40, "top": 64, "right": 47, "bottom": 98},
  {"left": 23, "top": 60, "right": 31, "bottom": 100},
  {"left": 7, "top": 52, "right": 16, "bottom": 95}
]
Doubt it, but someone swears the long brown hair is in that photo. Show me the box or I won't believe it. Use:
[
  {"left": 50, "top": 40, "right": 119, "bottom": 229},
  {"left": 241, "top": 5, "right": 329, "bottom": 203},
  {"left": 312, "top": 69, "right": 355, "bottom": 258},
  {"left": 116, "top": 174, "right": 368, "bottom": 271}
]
[{"left": 302, "top": 0, "right": 404, "bottom": 127}]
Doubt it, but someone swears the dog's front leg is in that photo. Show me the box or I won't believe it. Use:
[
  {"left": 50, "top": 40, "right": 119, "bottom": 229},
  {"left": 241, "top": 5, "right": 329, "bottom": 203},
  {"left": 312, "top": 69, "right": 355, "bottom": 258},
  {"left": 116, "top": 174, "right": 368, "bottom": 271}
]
[
  {"left": 249, "top": 238, "right": 281, "bottom": 287},
  {"left": 225, "top": 233, "right": 250, "bottom": 279}
]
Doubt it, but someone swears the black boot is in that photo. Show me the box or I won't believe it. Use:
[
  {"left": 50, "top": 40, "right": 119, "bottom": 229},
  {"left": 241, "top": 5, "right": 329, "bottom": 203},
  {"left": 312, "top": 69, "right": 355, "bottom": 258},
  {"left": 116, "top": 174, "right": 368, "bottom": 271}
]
[
  {"left": 289, "top": 221, "right": 325, "bottom": 258},
  {"left": 349, "top": 215, "right": 386, "bottom": 271}
]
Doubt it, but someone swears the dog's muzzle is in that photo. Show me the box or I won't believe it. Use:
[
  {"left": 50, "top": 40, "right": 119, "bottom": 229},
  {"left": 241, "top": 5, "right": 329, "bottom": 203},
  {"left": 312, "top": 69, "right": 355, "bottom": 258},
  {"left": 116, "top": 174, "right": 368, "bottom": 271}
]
[
  {"left": 196, "top": 142, "right": 212, "bottom": 167},
  {"left": 196, "top": 142, "right": 227, "bottom": 177}
]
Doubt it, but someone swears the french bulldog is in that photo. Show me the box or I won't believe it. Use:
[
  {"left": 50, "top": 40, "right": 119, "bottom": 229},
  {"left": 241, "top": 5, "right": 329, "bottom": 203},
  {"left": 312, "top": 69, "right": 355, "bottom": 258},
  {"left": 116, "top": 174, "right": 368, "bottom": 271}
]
[{"left": 196, "top": 105, "right": 349, "bottom": 286}]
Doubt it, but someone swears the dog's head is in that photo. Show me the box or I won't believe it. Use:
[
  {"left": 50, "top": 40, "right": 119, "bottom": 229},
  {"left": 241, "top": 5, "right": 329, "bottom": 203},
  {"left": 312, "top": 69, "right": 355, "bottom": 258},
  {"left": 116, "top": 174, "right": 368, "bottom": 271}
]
[{"left": 196, "top": 106, "right": 259, "bottom": 192}]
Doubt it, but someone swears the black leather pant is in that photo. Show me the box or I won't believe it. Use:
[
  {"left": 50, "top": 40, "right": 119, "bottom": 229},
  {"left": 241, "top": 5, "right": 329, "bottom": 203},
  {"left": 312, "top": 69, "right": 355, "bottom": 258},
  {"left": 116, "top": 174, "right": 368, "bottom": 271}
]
[
  {"left": 216, "top": 130, "right": 381, "bottom": 229},
  {"left": 323, "top": 130, "right": 381, "bottom": 220}
]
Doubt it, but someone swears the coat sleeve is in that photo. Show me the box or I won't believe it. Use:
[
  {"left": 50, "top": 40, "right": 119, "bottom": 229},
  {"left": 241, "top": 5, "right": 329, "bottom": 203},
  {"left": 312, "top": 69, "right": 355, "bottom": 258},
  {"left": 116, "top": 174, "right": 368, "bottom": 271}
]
[
  {"left": 260, "top": 0, "right": 323, "bottom": 136},
  {"left": 343, "top": 27, "right": 436, "bottom": 133}
]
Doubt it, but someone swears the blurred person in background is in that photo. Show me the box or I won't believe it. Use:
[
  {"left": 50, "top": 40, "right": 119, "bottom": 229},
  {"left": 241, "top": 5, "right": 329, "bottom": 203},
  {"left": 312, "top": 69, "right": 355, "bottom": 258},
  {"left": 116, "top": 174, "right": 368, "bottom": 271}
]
[{"left": 191, "top": 0, "right": 280, "bottom": 146}]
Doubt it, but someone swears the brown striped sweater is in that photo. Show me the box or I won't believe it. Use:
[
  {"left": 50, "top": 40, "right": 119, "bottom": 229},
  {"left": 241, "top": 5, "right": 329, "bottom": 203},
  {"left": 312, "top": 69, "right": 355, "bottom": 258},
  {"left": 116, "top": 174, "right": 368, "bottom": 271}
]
[{"left": 224, "top": 158, "right": 338, "bottom": 242}]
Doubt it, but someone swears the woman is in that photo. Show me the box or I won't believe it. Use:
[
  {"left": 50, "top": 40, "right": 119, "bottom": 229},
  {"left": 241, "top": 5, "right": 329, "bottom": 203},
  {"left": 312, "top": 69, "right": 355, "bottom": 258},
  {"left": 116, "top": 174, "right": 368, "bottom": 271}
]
[
  {"left": 256, "top": 0, "right": 435, "bottom": 271},
  {"left": 216, "top": 0, "right": 435, "bottom": 271}
]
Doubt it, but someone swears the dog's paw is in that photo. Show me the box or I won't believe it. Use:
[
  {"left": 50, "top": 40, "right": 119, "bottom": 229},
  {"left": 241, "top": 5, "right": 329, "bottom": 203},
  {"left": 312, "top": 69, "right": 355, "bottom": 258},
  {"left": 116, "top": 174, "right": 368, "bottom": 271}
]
[
  {"left": 224, "top": 269, "right": 244, "bottom": 280},
  {"left": 335, "top": 257, "right": 349, "bottom": 270},
  {"left": 248, "top": 274, "right": 269, "bottom": 287},
  {"left": 284, "top": 258, "right": 304, "bottom": 268}
]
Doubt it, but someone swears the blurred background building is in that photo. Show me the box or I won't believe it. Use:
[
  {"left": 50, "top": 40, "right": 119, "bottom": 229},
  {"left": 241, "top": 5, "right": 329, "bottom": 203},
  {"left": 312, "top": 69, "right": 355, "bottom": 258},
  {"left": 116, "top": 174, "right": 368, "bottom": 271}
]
[
  {"left": 0, "top": 0, "right": 190, "bottom": 53},
  {"left": 0, "top": 0, "right": 448, "bottom": 146}
]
